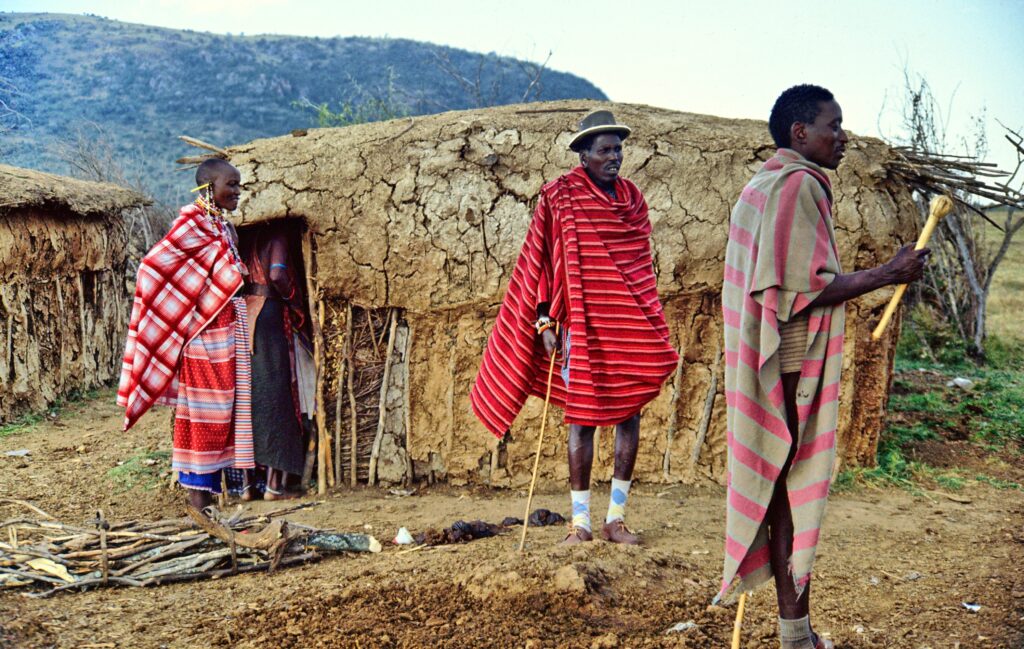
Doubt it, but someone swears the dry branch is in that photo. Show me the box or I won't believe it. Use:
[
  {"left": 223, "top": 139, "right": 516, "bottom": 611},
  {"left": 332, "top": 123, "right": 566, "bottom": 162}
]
[
  {"left": 886, "top": 147, "right": 1024, "bottom": 229},
  {"left": 178, "top": 135, "right": 229, "bottom": 157}
]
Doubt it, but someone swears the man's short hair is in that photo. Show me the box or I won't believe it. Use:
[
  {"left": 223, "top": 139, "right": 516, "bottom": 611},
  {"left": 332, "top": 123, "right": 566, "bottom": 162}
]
[
  {"left": 195, "top": 158, "right": 235, "bottom": 187},
  {"left": 768, "top": 84, "right": 835, "bottom": 148}
]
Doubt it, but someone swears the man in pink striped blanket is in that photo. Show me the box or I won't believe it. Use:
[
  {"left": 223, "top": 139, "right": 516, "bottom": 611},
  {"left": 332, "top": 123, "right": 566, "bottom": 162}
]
[{"left": 719, "top": 84, "right": 929, "bottom": 649}]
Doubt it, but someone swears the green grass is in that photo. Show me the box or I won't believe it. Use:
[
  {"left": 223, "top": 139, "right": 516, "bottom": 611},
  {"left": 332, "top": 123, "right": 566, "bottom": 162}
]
[
  {"left": 837, "top": 337, "right": 1024, "bottom": 492},
  {"left": 0, "top": 411, "right": 45, "bottom": 438},
  {"left": 0, "top": 387, "right": 102, "bottom": 438},
  {"left": 107, "top": 449, "right": 171, "bottom": 492},
  {"left": 890, "top": 351, "right": 1024, "bottom": 447}
]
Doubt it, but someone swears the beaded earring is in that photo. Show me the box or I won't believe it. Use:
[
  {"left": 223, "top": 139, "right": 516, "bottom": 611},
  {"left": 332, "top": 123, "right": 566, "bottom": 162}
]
[
  {"left": 191, "top": 182, "right": 213, "bottom": 217},
  {"left": 205, "top": 184, "right": 217, "bottom": 215}
]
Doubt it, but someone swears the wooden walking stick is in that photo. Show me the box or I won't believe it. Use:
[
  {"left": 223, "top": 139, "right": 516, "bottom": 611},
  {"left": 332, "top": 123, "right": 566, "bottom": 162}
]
[
  {"left": 731, "top": 591, "right": 748, "bottom": 649},
  {"left": 517, "top": 352, "right": 559, "bottom": 552},
  {"left": 872, "top": 194, "right": 954, "bottom": 340}
]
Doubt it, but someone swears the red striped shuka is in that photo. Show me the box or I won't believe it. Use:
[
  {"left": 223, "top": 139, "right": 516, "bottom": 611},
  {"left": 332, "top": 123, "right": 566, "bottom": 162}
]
[
  {"left": 471, "top": 166, "right": 679, "bottom": 438},
  {"left": 717, "top": 148, "right": 845, "bottom": 603}
]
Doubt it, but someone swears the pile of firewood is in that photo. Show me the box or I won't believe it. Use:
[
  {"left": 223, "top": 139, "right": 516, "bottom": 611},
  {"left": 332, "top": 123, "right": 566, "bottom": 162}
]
[{"left": 0, "top": 500, "right": 379, "bottom": 598}]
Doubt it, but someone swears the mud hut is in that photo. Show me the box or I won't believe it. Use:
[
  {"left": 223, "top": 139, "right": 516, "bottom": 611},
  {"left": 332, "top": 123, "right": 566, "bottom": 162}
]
[
  {"left": 226, "top": 101, "right": 918, "bottom": 489},
  {"left": 0, "top": 164, "right": 148, "bottom": 423}
]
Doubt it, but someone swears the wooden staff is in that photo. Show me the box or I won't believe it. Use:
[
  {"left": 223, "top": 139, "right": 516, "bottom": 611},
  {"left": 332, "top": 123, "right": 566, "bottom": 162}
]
[
  {"left": 517, "top": 352, "right": 558, "bottom": 552},
  {"left": 871, "top": 195, "right": 954, "bottom": 340},
  {"left": 731, "top": 592, "right": 748, "bottom": 649}
]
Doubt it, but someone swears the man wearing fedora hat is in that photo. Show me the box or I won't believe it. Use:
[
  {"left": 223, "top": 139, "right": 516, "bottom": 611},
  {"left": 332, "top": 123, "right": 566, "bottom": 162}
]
[{"left": 472, "top": 109, "right": 678, "bottom": 545}]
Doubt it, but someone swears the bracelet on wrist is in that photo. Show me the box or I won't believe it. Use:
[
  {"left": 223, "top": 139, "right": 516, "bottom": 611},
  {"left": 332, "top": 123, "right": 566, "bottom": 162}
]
[{"left": 535, "top": 319, "right": 559, "bottom": 336}]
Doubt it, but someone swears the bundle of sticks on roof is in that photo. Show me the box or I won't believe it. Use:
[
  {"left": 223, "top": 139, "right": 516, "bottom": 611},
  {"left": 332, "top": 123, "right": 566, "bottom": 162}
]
[
  {"left": 0, "top": 501, "right": 380, "bottom": 598},
  {"left": 175, "top": 135, "right": 229, "bottom": 169},
  {"left": 886, "top": 146, "right": 1024, "bottom": 224}
]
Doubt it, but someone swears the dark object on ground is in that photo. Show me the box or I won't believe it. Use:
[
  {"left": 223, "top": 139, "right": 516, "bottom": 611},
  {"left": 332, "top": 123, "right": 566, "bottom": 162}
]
[
  {"left": 528, "top": 508, "right": 566, "bottom": 527},
  {"left": 501, "top": 508, "right": 566, "bottom": 528},
  {"left": 417, "top": 509, "right": 566, "bottom": 546},
  {"left": 415, "top": 520, "right": 503, "bottom": 545}
]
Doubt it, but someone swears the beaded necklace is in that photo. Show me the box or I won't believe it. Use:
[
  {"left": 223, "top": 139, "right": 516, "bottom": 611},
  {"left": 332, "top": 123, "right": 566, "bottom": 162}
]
[{"left": 195, "top": 193, "right": 244, "bottom": 269}]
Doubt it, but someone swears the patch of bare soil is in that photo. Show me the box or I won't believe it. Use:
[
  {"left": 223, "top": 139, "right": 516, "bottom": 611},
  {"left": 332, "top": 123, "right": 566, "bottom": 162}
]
[
  {"left": 906, "top": 438, "right": 1023, "bottom": 484},
  {"left": 2, "top": 394, "right": 1022, "bottom": 648}
]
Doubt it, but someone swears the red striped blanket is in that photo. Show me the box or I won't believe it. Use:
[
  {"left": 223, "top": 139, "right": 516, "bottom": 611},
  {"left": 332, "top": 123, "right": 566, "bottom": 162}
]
[
  {"left": 718, "top": 148, "right": 845, "bottom": 601},
  {"left": 471, "top": 166, "right": 678, "bottom": 437},
  {"left": 171, "top": 301, "right": 240, "bottom": 474},
  {"left": 117, "top": 203, "right": 244, "bottom": 431}
]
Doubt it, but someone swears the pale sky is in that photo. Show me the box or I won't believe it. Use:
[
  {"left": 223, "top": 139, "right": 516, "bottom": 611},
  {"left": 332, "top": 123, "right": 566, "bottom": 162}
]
[{"left": 5, "top": 0, "right": 1023, "bottom": 174}]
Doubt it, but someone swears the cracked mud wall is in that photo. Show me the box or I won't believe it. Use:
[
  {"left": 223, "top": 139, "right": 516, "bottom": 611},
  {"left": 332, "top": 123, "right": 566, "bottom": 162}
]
[
  {"left": 230, "top": 100, "right": 918, "bottom": 485},
  {"left": 0, "top": 207, "right": 130, "bottom": 423}
]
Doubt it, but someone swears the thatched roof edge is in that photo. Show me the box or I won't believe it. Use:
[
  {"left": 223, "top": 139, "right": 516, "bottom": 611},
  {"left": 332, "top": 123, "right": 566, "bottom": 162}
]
[{"left": 0, "top": 163, "right": 151, "bottom": 218}]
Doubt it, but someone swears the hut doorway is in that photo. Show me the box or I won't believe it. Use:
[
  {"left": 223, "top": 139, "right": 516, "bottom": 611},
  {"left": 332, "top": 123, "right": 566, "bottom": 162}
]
[
  {"left": 236, "top": 219, "right": 411, "bottom": 493},
  {"left": 235, "top": 218, "right": 317, "bottom": 494}
]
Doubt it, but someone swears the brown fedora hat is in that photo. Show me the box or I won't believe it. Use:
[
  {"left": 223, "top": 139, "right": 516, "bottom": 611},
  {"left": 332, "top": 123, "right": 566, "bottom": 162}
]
[{"left": 568, "top": 109, "right": 632, "bottom": 150}]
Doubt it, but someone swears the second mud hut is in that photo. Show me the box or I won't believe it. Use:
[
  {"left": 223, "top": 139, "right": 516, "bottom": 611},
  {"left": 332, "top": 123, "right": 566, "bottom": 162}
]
[{"left": 0, "top": 164, "right": 148, "bottom": 423}]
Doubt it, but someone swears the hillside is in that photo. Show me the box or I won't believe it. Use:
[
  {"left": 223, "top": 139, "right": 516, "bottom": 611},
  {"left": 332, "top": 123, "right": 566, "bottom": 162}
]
[{"left": 0, "top": 13, "right": 606, "bottom": 206}]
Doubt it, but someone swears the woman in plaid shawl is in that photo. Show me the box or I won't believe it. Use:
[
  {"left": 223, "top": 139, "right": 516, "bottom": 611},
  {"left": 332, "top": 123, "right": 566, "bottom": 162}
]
[{"left": 117, "top": 159, "right": 252, "bottom": 509}]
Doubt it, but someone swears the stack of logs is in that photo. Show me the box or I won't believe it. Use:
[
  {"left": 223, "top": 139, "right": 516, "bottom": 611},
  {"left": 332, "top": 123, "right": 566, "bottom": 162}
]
[{"left": 0, "top": 501, "right": 379, "bottom": 597}]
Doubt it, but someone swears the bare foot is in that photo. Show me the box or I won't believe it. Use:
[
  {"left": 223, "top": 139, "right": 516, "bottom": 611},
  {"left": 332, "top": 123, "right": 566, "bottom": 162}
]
[{"left": 187, "top": 489, "right": 212, "bottom": 510}]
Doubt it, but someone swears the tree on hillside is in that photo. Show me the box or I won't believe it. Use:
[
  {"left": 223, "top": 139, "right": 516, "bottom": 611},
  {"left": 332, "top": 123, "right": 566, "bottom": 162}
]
[
  {"left": 886, "top": 70, "right": 1024, "bottom": 359},
  {"left": 51, "top": 122, "right": 171, "bottom": 255},
  {"left": 0, "top": 77, "right": 30, "bottom": 148},
  {"left": 430, "top": 47, "right": 552, "bottom": 108},
  {"left": 294, "top": 67, "right": 412, "bottom": 128}
]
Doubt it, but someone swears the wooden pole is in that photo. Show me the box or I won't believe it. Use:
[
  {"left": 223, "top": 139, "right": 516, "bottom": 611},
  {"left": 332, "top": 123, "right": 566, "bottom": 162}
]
[
  {"left": 317, "top": 299, "right": 332, "bottom": 488},
  {"left": 334, "top": 358, "right": 345, "bottom": 487},
  {"left": 691, "top": 345, "right": 723, "bottom": 468},
  {"left": 403, "top": 322, "right": 415, "bottom": 485},
  {"left": 662, "top": 354, "right": 684, "bottom": 478},
  {"left": 335, "top": 309, "right": 351, "bottom": 487},
  {"left": 517, "top": 353, "right": 558, "bottom": 552},
  {"left": 347, "top": 303, "right": 358, "bottom": 487},
  {"left": 301, "top": 229, "right": 329, "bottom": 495},
  {"left": 368, "top": 310, "right": 398, "bottom": 486}
]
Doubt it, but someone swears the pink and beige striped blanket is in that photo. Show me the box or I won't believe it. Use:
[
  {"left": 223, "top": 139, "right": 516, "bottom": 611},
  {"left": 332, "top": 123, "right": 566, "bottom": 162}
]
[{"left": 718, "top": 148, "right": 845, "bottom": 601}]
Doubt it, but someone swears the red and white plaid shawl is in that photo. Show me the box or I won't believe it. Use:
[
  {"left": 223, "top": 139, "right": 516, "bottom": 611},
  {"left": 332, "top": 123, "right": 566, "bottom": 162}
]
[{"left": 117, "top": 203, "right": 244, "bottom": 431}]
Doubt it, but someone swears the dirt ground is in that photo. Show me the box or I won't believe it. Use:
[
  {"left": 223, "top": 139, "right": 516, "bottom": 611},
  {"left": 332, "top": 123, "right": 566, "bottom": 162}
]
[{"left": 1, "top": 393, "right": 1022, "bottom": 649}]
